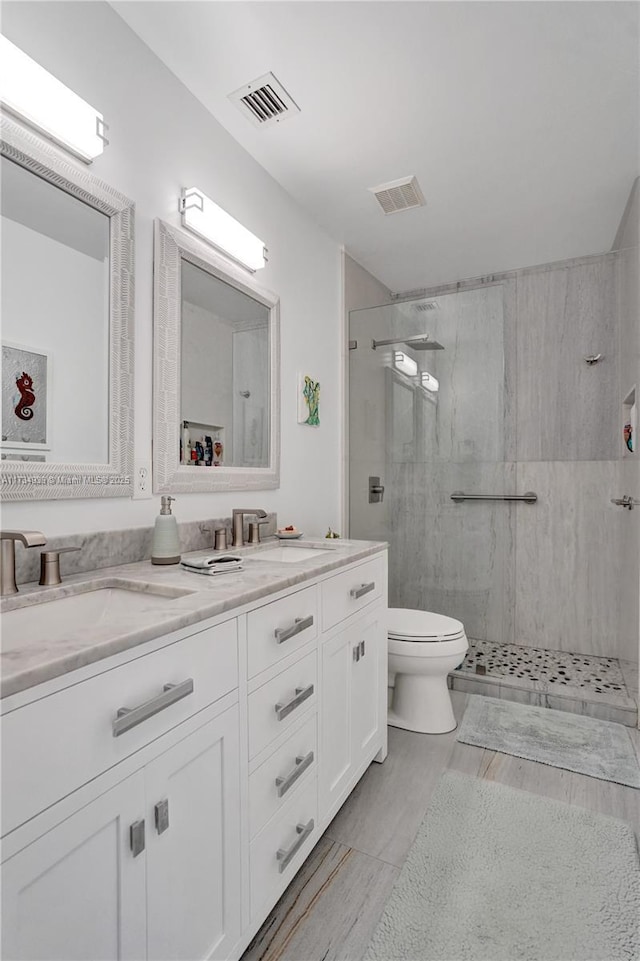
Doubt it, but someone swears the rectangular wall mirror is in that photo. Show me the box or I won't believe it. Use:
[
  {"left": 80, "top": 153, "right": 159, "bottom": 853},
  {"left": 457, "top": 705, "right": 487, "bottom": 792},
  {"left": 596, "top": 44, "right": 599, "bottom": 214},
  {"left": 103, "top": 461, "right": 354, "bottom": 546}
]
[
  {"left": 153, "top": 219, "right": 280, "bottom": 493},
  {"left": 0, "top": 116, "right": 134, "bottom": 500}
]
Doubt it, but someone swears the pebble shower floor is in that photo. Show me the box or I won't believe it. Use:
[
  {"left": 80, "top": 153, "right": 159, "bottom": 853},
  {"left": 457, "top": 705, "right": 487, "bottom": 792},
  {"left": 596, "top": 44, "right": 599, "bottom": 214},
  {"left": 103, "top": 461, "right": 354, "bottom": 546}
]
[{"left": 459, "top": 639, "right": 627, "bottom": 696}]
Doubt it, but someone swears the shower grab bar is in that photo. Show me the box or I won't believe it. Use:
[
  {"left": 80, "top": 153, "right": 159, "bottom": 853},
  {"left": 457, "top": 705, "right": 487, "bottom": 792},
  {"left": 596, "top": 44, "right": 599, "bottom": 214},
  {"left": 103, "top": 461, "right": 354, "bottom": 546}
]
[{"left": 450, "top": 491, "right": 538, "bottom": 504}]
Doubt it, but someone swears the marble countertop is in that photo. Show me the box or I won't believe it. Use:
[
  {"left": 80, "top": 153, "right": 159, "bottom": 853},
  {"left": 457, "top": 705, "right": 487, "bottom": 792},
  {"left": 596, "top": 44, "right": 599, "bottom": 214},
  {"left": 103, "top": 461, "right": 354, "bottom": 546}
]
[{"left": 0, "top": 538, "right": 387, "bottom": 700}]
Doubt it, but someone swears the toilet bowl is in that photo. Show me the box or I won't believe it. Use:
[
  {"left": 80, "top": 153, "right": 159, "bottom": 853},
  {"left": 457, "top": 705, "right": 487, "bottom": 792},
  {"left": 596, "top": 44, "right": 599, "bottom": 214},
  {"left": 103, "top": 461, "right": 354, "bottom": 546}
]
[{"left": 387, "top": 608, "right": 468, "bottom": 734}]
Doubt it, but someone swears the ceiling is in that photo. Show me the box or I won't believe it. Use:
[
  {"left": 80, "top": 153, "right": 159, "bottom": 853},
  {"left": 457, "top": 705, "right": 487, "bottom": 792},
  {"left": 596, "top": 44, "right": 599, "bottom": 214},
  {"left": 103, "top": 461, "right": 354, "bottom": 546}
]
[
  {"left": 182, "top": 260, "right": 269, "bottom": 327},
  {"left": 2, "top": 155, "right": 109, "bottom": 262},
  {"left": 113, "top": 1, "right": 639, "bottom": 292}
]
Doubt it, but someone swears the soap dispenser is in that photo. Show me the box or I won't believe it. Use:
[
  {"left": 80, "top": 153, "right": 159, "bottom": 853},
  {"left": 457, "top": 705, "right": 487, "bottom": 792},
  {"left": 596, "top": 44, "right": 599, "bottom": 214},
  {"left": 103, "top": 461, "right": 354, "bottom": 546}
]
[{"left": 151, "top": 496, "right": 181, "bottom": 565}]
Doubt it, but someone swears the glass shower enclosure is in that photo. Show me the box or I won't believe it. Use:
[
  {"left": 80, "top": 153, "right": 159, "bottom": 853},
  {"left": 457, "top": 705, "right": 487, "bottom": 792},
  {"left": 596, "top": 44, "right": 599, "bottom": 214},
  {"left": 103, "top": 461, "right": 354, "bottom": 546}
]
[{"left": 348, "top": 285, "right": 515, "bottom": 644}]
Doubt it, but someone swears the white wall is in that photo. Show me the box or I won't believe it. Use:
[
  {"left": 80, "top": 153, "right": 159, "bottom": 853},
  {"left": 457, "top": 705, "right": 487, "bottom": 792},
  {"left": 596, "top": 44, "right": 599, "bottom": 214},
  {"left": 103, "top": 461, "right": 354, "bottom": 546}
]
[
  {"left": 181, "top": 301, "right": 234, "bottom": 461},
  {"left": 2, "top": 218, "right": 109, "bottom": 464},
  {"left": 1, "top": 1, "right": 342, "bottom": 537}
]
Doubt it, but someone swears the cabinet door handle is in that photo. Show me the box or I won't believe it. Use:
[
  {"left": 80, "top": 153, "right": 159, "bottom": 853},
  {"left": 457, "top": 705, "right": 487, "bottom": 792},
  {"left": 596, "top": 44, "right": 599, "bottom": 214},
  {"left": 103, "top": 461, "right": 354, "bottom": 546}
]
[
  {"left": 360, "top": 640, "right": 366, "bottom": 658},
  {"left": 276, "top": 819, "right": 314, "bottom": 873},
  {"left": 275, "top": 684, "right": 314, "bottom": 721},
  {"left": 350, "top": 582, "right": 375, "bottom": 600},
  {"left": 113, "top": 678, "right": 194, "bottom": 737},
  {"left": 154, "top": 798, "right": 170, "bottom": 835},
  {"left": 274, "top": 614, "right": 314, "bottom": 644},
  {"left": 130, "top": 819, "right": 145, "bottom": 857},
  {"left": 353, "top": 644, "right": 360, "bottom": 662},
  {"left": 275, "top": 751, "right": 315, "bottom": 798}
]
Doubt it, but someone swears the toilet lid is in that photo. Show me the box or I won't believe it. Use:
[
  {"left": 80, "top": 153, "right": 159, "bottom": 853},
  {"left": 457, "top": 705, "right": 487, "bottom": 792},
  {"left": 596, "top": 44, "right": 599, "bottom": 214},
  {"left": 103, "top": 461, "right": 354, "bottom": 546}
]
[{"left": 388, "top": 608, "right": 465, "bottom": 641}]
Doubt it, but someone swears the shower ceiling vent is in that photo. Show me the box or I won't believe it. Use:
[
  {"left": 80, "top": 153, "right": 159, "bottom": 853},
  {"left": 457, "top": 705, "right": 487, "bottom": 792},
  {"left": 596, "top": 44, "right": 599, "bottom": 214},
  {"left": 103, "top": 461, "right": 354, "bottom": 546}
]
[
  {"left": 369, "top": 176, "right": 426, "bottom": 215},
  {"left": 228, "top": 72, "right": 300, "bottom": 127},
  {"left": 413, "top": 301, "right": 438, "bottom": 312}
]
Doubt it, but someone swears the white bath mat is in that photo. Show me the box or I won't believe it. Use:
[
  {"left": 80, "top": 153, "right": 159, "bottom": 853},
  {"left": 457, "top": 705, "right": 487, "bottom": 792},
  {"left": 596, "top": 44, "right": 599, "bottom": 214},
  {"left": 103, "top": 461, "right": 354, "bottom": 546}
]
[
  {"left": 364, "top": 772, "right": 640, "bottom": 960},
  {"left": 457, "top": 694, "right": 640, "bottom": 787}
]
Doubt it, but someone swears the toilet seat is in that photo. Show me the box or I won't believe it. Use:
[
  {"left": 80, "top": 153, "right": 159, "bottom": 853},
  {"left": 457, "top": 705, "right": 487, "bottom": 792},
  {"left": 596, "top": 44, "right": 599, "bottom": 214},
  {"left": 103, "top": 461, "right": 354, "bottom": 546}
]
[{"left": 388, "top": 608, "right": 465, "bottom": 643}]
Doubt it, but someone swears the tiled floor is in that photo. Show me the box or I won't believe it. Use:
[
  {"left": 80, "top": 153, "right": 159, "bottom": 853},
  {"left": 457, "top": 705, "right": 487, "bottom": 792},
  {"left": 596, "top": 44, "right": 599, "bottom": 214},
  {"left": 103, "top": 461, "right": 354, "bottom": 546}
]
[
  {"left": 242, "top": 693, "right": 640, "bottom": 961},
  {"left": 461, "top": 639, "right": 627, "bottom": 692},
  {"left": 450, "top": 639, "right": 639, "bottom": 727}
]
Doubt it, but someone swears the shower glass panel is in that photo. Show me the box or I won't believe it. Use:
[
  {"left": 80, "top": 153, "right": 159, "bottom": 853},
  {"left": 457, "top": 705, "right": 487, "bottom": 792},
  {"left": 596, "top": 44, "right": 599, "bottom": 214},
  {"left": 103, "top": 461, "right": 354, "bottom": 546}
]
[{"left": 349, "top": 287, "right": 514, "bottom": 644}]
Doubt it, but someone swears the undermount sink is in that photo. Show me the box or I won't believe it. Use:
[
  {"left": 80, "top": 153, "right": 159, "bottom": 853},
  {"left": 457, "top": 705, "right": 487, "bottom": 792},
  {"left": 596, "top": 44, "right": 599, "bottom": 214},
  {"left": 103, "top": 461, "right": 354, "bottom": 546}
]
[
  {"left": 251, "top": 546, "right": 336, "bottom": 564},
  {"left": 2, "top": 583, "right": 193, "bottom": 647}
]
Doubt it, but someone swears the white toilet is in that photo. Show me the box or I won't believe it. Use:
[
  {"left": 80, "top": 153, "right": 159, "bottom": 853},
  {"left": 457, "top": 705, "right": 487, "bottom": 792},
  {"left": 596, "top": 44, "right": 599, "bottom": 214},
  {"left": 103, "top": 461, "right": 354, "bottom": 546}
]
[{"left": 387, "top": 608, "right": 468, "bottom": 734}]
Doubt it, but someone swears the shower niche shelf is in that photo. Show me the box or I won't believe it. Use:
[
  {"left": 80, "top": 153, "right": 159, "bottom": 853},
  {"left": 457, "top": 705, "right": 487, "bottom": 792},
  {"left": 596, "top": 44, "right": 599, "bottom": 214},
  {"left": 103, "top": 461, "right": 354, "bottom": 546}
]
[{"left": 622, "top": 387, "right": 636, "bottom": 455}]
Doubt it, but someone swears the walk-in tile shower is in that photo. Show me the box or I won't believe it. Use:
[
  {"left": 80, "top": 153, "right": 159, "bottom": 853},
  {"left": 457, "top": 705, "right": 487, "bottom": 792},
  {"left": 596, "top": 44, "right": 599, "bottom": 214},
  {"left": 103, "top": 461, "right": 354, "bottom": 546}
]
[{"left": 348, "top": 257, "right": 638, "bottom": 724}]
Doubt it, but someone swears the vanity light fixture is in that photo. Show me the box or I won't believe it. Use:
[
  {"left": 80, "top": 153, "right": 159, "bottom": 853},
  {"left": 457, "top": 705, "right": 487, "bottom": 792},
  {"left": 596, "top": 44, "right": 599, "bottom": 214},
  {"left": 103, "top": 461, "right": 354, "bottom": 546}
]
[
  {"left": 420, "top": 371, "right": 439, "bottom": 393},
  {"left": 179, "top": 187, "right": 267, "bottom": 272},
  {"left": 393, "top": 351, "right": 418, "bottom": 378},
  {"left": 0, "top": 35, "right": 108, "bottom": 162}
]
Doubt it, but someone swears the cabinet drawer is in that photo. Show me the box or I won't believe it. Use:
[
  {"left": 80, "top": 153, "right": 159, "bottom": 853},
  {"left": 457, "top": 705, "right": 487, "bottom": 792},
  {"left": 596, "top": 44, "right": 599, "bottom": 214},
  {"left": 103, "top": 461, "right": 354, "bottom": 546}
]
[
  {"left": 250, "top": 777, "right": 318, "bottom": 920},
  {"left": 249, "top": 714, "right": 317, "bottom": 839},
  {"left": 321, "top": 556, "right": 384, "bottom": 631},
  {"left": 2, "top": 619, "right": 238, "bottom": 837},
  {"left": 248, "top": 651, "right": 317, "bottom": 760},
  {"left": 247, "top": 586, "right": 318, "bottom": 679}
]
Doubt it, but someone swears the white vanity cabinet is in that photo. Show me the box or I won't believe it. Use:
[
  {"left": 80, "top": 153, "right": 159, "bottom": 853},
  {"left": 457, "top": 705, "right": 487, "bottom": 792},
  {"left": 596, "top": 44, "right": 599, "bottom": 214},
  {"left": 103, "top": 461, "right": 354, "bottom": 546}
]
[
  {"left": 318, "top": 552, "right": 387, "bottom": 822},
  {"left": 2, "top": 771, "right": 148, "bottom": 961},
  {"left": 320, "top": 605, "right": 385, "bottom": 821},
  {"left": 242, "top": 552, "right": 387, "bottom": 937},
  {"left": 1, "top": 703, "right": 242, "bottom": 961},
  {"left": 0, "top": 546, "right": 388, "bottom": 961},
  {"left": 145, "top": 705, "right": 242, "bottom": 961},
  {"left": 1, "top": 615, "right": 242, "bottom": 961}
]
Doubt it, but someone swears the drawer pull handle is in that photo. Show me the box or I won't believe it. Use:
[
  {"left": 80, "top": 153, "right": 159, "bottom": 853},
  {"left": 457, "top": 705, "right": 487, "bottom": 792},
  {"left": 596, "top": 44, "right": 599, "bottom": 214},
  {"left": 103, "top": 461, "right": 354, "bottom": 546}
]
[
  {"left": 275, "top": 684, "right": 314, "bottom": 721},
  {"left": 275, "top": 751, "right": 315, "bottom": 798},
  {"left": 276, "top": 819, "right": 315, "bottom": 873},
  {"left": 154, "top": 798, "right": 170, "bottom": 836},
  {"left": 350, "top": 581, "right": 375, "bottom": 600},
  {"left": 274, "top": 614, "right": 314, "bottom": 644},
  {"left": 130, "top": 819, "right": 145, "bottom": 857},
  {"left": 113, "top": 679, "right": 194, "bottom": 737}
]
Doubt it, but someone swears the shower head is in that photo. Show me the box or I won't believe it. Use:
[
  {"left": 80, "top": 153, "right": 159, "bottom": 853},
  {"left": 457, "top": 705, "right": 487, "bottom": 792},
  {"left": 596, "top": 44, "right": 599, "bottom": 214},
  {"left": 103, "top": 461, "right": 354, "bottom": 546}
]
[
  {"left": 371, "top": 335, "right": 444, "bottom": 351},
  {"left": 406, "top": 337, "right": 444, "bottom": 351}
]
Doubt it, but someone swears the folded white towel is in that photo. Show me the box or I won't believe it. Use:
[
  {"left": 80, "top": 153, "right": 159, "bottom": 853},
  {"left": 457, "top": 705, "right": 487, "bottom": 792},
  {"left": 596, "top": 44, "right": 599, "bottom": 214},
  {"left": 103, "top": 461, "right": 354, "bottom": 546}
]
[{"left": 181, "top": 554, "right": 244, "bottom": 575}]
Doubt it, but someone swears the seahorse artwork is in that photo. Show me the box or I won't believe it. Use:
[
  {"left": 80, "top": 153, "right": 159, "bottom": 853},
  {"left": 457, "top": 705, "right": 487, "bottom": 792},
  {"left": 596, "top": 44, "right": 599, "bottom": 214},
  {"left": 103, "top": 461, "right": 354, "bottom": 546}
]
[
  {"left": 14, "top": 371, "right": 36, "bottom": 421},
  {"left": 302, "top": 375, "right": 320, "bottom": 426}
]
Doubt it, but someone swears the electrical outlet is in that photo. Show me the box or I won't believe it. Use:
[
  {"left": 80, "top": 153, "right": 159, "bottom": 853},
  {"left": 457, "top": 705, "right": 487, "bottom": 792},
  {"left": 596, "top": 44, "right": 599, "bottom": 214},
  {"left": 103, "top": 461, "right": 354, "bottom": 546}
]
[{"left": 133, "top": 460, "right": 152, "bottom": 499}]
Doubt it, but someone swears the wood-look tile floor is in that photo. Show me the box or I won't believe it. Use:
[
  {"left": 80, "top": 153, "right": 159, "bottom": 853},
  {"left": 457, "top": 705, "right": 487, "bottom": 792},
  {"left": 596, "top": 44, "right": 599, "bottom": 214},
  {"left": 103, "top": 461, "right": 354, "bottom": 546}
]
[{"left": 242, "top": 692, "right": 640, "bottom": 961}]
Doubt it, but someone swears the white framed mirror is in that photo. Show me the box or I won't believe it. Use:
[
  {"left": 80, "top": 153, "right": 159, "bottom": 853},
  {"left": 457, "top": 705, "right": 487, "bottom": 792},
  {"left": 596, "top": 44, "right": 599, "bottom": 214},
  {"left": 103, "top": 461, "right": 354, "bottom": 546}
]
[
  {"left": 0, "top": 115, "right": 134, "bottom": 500},
  {"left": 153, "top": 219, "right": 280, "bottom": 493}
]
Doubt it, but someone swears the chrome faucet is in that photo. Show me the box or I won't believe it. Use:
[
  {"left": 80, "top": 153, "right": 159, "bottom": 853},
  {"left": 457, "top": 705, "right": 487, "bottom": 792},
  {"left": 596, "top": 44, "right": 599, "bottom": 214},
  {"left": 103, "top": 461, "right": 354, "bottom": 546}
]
[
  {"left": 1, "top": 530, "right": 47, "bottom": 596},
  {"left": 231, "top": 509, "right": 267, "bottom": 548}
]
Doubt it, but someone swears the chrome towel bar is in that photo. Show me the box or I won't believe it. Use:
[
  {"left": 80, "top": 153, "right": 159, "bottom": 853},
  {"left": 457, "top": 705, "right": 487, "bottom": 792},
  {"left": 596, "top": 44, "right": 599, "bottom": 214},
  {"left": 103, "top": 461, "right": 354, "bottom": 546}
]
[{"left": 451, "top": 491, "right": 538, "bottom": 504}]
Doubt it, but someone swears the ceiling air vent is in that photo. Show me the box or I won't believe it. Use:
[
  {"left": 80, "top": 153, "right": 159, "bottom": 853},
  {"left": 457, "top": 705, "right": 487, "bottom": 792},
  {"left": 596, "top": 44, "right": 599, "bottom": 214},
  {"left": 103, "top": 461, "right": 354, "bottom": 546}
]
[
  {"left": 229, "top": 72, "right": 300, "bottom": 128},
  {"left": 414, "top": 301, "right": 438, "bottom": 312},
  {"left": 369, "top": 176, "right": 426, "bottom": 215}
]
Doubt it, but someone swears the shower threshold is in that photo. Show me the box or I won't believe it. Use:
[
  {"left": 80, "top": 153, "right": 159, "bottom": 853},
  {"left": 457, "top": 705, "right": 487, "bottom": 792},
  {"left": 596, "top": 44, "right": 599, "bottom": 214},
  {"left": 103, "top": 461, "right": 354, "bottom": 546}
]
[{"left": 449, "top": 638, "right": 638, "bottom": 728}]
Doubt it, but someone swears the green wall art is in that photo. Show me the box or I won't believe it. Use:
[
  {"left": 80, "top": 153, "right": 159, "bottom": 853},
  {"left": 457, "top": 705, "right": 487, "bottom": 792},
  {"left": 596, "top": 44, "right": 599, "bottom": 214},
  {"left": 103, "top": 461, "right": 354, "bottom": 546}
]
[{"left": 298, "top": 374, "right": 320, "bottom": 427}]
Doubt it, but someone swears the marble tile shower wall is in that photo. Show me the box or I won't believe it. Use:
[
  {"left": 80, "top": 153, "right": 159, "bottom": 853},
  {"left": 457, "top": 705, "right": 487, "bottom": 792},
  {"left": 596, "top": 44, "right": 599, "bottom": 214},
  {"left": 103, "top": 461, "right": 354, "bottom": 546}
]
[
  {"left": 514, "top": 256, "right": 626, "bottom": 659},
  {"left": 617, "top": 231, "right": 640, "bottom": 663},
  {"left": 350, "top": 252, "right": 631, "bottom": 660}
]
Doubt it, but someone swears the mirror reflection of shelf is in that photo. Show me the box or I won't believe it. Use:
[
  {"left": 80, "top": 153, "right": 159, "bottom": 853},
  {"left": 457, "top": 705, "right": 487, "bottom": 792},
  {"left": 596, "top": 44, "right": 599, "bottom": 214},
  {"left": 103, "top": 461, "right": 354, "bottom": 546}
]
[
  {"left": 181, "top": 419, "right": 225, "bottom": 466},
  {"left": 622, "top": 387, "right": 636, "bottom": 455}
]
